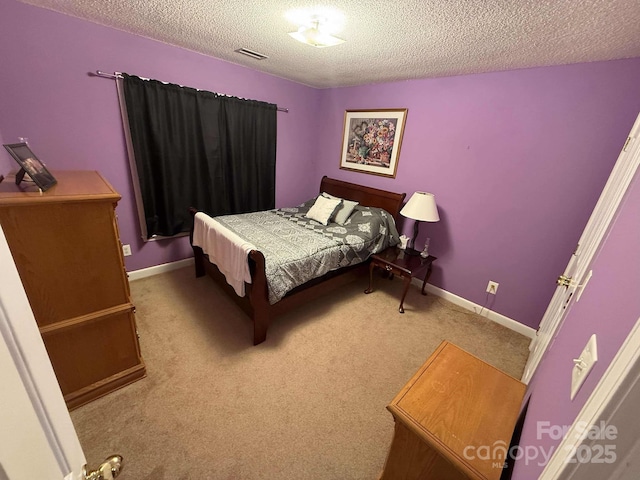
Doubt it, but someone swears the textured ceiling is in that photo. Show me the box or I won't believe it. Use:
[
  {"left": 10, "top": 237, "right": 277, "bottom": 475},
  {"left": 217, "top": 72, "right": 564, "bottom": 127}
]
[{"left": 22, "top": 0, "right": 640, "bottom": 88}]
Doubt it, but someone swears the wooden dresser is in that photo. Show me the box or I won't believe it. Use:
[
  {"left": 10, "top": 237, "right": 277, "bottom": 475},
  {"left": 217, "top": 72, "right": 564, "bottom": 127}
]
[
  {"left": 380, "top": 341, "right": 526, "bottom": 480},
  {"left": 0, "top": 170, "right": 146, "bottom": 409}
]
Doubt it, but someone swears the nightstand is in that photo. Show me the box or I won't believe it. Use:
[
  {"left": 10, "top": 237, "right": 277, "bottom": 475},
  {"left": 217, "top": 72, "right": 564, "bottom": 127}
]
[{"left": 364, "top": 247, "right": 436, "bottom": 313}]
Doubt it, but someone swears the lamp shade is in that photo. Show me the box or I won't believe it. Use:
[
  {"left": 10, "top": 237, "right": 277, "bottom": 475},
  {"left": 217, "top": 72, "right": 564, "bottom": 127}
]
[{"left": 400, "top": 192, "right": 440, "bottom": 222}]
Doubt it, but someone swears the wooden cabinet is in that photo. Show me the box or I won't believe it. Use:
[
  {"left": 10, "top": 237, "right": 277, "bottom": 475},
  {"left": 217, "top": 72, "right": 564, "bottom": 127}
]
[
  {"left": 0, "top": 170, "right": 146, "bottom": 409},
  {"left": 380, "top": 341, "right": 526, "bottom": 480}
]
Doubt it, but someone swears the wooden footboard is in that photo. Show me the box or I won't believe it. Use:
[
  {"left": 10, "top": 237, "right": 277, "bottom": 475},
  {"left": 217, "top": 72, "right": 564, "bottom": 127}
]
[
  {"left": 190, "top": 222, "right": 271, "bottom": 344},
  {"left": 192, "top": 242, "right": 370, "bottom": 344},
  {"left": 189, "top": 176, "right": 406, "bottom": 345}
]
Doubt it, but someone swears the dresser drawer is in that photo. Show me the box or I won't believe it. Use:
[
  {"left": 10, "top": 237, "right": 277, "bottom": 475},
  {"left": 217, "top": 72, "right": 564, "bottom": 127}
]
[{"left": 41, "top": 306, "right": 144, "bottom": 408}]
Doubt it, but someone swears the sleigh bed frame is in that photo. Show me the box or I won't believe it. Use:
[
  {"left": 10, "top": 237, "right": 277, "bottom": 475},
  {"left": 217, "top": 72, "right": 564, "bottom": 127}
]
[{"left": 189, "top": 175, "right": 406, "bottom": 345}]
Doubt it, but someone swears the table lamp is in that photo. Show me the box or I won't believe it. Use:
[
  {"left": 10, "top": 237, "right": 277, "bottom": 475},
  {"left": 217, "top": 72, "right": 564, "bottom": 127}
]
[{"left": 400, "top": 191, "right": 439, "bottom": 255}]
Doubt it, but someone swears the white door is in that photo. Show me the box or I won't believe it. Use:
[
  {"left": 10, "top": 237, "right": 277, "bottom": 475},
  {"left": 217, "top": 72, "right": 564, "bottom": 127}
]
[
  {"left": 522, "top": 112, "right": 640, "bottom": 383},
  {"left": 0, "top": 224, "right": 86, "bottom": 479}
]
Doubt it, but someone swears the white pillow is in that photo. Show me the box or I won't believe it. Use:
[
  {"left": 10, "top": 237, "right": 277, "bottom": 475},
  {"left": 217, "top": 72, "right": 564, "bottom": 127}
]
[
  {"left": 322, "top": 192, "right": 359, "bottom": 225},
  {"left": 305, "top": 195, "right": 342, "bottom": 225}
]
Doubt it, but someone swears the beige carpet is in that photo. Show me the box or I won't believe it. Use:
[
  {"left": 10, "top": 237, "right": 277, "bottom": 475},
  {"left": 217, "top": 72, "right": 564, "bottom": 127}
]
[{"left": 71, "top": 267, "right": 531, "bottom": 479}]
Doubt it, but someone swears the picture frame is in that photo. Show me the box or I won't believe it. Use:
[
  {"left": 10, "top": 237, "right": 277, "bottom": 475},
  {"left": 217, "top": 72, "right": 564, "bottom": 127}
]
[
  {"left": 3, "top": 142, "right": 57, "bottom": 191},
  {"left": 339, "top": 108, "right": 408, "bottom": 178}
]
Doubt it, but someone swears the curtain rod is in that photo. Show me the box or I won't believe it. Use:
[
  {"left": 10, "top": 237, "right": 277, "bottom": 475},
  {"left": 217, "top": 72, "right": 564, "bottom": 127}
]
[{"left": 94, "top": 70, "right": 288, "bottom": 113}]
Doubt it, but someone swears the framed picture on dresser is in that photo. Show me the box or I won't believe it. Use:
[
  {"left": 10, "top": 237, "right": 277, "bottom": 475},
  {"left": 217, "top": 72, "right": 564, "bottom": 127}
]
[{"left": 3, "top": 142, "right": 57, "bottom": 191}]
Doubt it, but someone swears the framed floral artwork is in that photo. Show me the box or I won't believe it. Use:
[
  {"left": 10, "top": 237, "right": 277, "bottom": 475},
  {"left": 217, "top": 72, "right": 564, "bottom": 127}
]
[{"left": 339, "top": 109, "right": 407, "bottom": 178}]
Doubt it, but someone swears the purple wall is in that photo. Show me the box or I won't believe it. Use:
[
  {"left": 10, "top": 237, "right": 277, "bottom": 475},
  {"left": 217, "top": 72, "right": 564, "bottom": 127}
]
[
  {"left": 1, "top": 0, "right": 639, "bottom": 330},
  {"left": 0, "top": 0, "right": 321, "bottom": 271},
  {"left": 3, "top": 2, "right": 640, "bottom": 472},
  {"left": 512, "top": 163, "right": 640, "bottom": 478},
  {"left": 316, "top": 63, "right": 640, "bottom": 327}
]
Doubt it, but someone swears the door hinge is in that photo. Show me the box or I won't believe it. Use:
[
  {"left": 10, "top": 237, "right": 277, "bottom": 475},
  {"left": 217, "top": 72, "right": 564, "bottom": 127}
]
[
  {"left": 623, "top": 136, "right": 633, "bottom": 152},
  {"left": 557, "top": 274, "right": 572, "bottom": 288}
]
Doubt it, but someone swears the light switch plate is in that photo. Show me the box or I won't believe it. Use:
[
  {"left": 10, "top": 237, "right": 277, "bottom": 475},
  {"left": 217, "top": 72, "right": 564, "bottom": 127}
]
[{"left": 571, "top": 334, "right": 598, "bottom": 400}]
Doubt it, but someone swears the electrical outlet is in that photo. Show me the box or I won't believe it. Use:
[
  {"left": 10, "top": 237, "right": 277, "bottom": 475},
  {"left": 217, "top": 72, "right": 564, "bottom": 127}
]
[
  {"left": 122, "top": 244, "right": 132, "bottom": 256},
  {"left": 486, "top": 281, "right": 499, "bottom": 294},
  {"left": 571, "top": 334, "right": 598, "bottom": 400}
]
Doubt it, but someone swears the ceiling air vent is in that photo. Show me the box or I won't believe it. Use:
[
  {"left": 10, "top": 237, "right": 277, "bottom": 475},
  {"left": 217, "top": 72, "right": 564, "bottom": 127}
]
[{"left": 235, "top": 48, "right": 268, "bottom": 60}]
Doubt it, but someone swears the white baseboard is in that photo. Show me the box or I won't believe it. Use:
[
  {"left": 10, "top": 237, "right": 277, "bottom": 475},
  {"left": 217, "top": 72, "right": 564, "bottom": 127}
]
[
  {"left": 127, "top": 257, "right": 194, "bottom": 282},
  {"left": 128, "top": 258, "right": 535, "bottom": 339},
  {"left": 415, "top": 279, "right": 537, "bottom": 340}
]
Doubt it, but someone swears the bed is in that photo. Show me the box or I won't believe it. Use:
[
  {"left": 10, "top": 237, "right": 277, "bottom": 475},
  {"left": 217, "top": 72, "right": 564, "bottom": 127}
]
[{"left": 189, "top": 176, "right": 406, "bottom": 345}]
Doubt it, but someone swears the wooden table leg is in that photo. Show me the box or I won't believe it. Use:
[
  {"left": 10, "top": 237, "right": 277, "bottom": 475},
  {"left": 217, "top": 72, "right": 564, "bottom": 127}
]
[
  {"left": 364, "top": 262, "right": 376, "bottom": 294},
  {"left": 421, "top": 263, "right": 433, "bottom": 296},
  {"left": 399, "top": 274, "right": 412, "bottom": 313}
]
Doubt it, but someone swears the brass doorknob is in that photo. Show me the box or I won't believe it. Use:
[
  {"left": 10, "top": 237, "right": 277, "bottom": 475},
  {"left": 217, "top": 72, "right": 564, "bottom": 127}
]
[
  {"left": 557, "top": 274, "right": 572, "bottom": 287},
  {"left": 83, "top": 455, "right": 123, "bottom": 480}
]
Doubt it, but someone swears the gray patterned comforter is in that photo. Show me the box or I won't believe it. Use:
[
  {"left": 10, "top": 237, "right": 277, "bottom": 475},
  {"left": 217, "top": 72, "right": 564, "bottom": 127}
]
[{"left": 214, "top": 200, "right": 400, "bottom": 304}]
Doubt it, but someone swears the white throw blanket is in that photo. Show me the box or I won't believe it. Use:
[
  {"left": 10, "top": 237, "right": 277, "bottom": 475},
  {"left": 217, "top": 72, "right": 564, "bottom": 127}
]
[{"left": 192, "top": 212, "right": 256, "bottom": 296}]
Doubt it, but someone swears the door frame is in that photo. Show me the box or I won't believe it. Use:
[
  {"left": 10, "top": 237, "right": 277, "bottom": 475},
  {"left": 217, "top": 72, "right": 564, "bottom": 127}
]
[{"left": 522, "top": 113, "right": 640, "bottom": 383}]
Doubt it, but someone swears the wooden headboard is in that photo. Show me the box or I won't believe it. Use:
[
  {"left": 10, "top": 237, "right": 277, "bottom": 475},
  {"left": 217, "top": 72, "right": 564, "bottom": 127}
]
[{"left": 319, "top": 176, "right": 406, "bottom": 220}]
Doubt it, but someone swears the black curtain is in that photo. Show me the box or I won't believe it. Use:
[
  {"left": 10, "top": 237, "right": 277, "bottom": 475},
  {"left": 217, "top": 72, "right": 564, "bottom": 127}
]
[{"left": 122, "top": 74, "right": 277, "bottom": 238}]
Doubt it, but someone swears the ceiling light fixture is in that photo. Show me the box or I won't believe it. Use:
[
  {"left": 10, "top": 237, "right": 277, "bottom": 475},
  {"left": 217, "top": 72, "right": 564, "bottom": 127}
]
[{"left": 288, "top": 16, "right": 345, "bottom": 48}]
